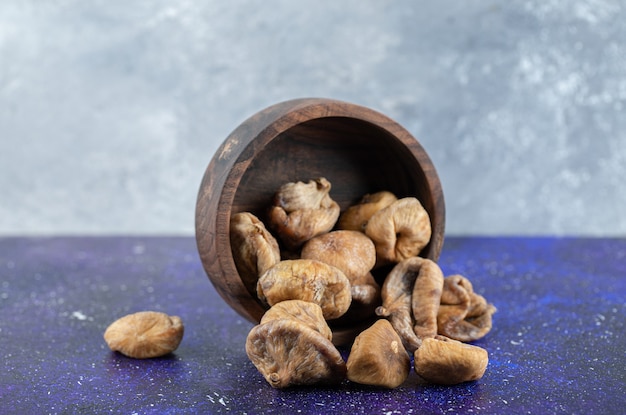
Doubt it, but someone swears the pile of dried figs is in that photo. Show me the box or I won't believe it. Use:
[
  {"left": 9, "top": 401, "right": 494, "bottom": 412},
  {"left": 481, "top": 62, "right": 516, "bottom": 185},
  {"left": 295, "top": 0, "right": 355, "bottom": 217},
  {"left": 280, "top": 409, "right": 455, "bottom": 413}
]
[{"left": 230, "top": 177, "right": 496, "bottom": 389}]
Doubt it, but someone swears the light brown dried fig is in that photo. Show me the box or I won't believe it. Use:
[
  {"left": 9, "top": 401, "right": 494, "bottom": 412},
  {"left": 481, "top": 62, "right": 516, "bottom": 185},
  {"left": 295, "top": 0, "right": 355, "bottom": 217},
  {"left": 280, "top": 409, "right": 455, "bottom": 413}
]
[
  {"left": 301, "top": 230, "right": 376, "bottom": 282},
  {"left": 365, "top": 197, "right": 431, "bottom": 266},
  {"left": 268, "top": 177, "right": 340, "bottom": 250},
  {"left": 245, "top": 319, "right": 346, "bottom": 388},
  {"left": 104, "top": 311, "right": 184, "bottom": 359},
  {"left": 260, "top": 299, "right": 332, "bottom": 342},
  {"left": 411, "top": 258, "right": 444, "bottom": 342},
  {"left": 230, "top": 212, "right": 281, "bottom": 297},
  {"left": 337, "top": 191, "right": 398, "bottom": 232},
  {"left": 414, "top": 336, "right": 488, "bottom": 385},
  {"left": 375, "top": 257, "right": 443, "bottom": 353},
  {"left": 346, "top": 319, "right": 410, "bottom": 388},
  {"left": 257, "top": 259, "right": 352, "bottom": 320},
  {"left": 437, "top": 274, "right": 496, "bottom": 342},
  {"left": 301, "top": 230, "right": 380, "bottom": 317}
]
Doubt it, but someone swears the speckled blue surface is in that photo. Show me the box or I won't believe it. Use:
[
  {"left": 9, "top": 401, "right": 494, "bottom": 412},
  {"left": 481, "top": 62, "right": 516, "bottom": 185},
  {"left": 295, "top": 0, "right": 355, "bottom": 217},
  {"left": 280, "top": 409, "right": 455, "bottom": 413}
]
[{"left": 1, "top": 237, "right": 624, "bottom": 414}]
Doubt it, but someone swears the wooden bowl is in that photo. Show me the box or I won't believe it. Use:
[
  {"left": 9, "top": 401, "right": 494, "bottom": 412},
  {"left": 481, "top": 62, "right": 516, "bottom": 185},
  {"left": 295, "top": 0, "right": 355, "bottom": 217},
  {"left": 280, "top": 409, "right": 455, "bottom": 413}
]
[{"left": 195, "top": 98, "right": 445, "bottom": 344}]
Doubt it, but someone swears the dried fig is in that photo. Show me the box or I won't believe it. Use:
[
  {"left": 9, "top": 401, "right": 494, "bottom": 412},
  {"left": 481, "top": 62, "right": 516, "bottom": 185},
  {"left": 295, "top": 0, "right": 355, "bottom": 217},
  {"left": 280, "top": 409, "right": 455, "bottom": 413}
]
[
  {"left": 104, "top": 311, "right": 184, "bottom": 359},
  {"left": 365, "top": 197, "right": 431, "bottom": 266},
  {"left": 260, "top": 299, "right": 332, "bottom": 341},
  {"left": 346, "top": 319, "right": 410, "bottom": 388},
  {"left": 337, "top": 191, "right": 397, "bottom": 232},
  {"left": 301, "top": 230, "right": 376, "bottom": 282},
  {"left": 301, "top": 230, "right": 380, "bottom": 315},
  {"left": 257, "top": 259, "right": 352, "bottom": 320},
  {"left": 230, "top": 212, "right": 281, "bottom": 296},
  {"left": 268, "top": 177, "right": 340, "bottom": 250},
  {"left": 375, "top": 257, "right": 443, "bottom": 353},
  {"left": 411, "top": 258, "right": 444, "bottom": 342},
  {"left": 414, "top": 336, "right": 488, "bottom": 385},
  {"left": 437, "top": 274, "right": 496, "bottom": 342},
  {"left": 245, "top": 319, "right": 346, "bottom": 388}
]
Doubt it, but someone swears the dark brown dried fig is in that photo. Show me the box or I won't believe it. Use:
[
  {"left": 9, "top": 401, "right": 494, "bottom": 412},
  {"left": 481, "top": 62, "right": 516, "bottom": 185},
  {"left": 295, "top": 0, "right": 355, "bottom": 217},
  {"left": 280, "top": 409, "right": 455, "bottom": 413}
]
[
  {"left": 245, "top": 319, "right": 346, "bottom": 388},
  {"left": 268, "top": 177, "right": 340, "bottom": 250},
  {"left": 346, "top": 319, "right": 410, "bottom": 388}
]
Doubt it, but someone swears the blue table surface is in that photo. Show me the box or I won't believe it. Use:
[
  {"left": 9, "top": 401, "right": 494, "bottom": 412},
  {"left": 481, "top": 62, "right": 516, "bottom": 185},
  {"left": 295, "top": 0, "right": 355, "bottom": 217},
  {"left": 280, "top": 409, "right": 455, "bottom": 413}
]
[{"left": 0, "top": 236, "right": 624, "bottom": 415}]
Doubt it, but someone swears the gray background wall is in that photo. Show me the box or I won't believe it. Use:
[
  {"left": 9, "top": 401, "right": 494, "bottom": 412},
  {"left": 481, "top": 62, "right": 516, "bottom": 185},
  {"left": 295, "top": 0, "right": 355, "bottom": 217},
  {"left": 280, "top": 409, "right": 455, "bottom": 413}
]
[{"left": 1, "top": 0, "right": 624, "bottom": 236}]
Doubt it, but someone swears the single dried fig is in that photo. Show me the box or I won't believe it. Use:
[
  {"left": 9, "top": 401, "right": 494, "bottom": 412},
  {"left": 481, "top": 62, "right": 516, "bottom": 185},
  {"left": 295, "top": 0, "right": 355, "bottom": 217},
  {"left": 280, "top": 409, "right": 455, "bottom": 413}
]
[
  {"left": 245, "top": 319, "right": 346, "bottom": 388},
  {"left": 230, "top": 212, "right": 281, "bottom": 297},
  {"left": 375, "top": 257, "right": 443, "bottom": 353},
  {"left": 301, "top": 230, "right": 376, "bottom": 282},
  {"left": 268, "top": 177, "right": 340, "bottom": 250},
  {"left": 414, "top": 336, "right": 488, "bottom": 385},
  {"left": 346, "top": 319, "right": 410, "bottom": 388},
  {"left": 437, "top": 274, "right": 496, "bottom": 342},
  {"left": 104, "top": 311, "right": 184, "bottom": 359},
  {"left": 411, "top": 258, "right": 444, "bottom": 342},
  {"left": 257, "top": 259, "right": 352, "bottom": 320},
  {"left": 337, "top": 191, "right": 398, "bottom": 232},
  {"left": 301, "top": 230, "right": 380, "bottom": 318},
  {"left": 260, "top": 299, "right": 332, "bottom": 341},
  {"left": 365, "top": 197, "right": 432, "bottom": 266}
]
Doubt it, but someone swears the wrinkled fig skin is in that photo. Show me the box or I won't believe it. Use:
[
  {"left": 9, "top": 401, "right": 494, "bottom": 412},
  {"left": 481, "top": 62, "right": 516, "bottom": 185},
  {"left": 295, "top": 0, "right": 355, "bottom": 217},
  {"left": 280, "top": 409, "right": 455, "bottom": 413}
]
[
  {"left": 346, "top": 319, "right": 410, "bottom": 388},
  {"left": 245, "top": 319, "right": 347, "bottom": 389},
  {"left": 411, "top": 259, "right": 444, "bottom": 342},
  {"left": 229, "top": 212, "right": 281, "bottom": 297},
  {"left": 260, "top": 300, "right": 332, "bottom": 342},
  {"left": 438, "top": 275, "right": 497, "bottom": 342},
  {"left": 365, "top": 197, "right": 432, "bottom": 266},
  {"left": 337, "top": 191, "right": 398, "bottom": 232},
  {"left": 375, "top": 257, "right": 426, "bottom": 353},
  {"left": 257, "top": 259, "right": 352, "bottom": 320},
  {"left": 268, "top": 178, "right": 341, "bottom": 251},
  {"left": 104, "top": 311, "right": 184, "bottom": 359},
  {"left": 414, "top": 336, "right": 489, "bottom": 385}
]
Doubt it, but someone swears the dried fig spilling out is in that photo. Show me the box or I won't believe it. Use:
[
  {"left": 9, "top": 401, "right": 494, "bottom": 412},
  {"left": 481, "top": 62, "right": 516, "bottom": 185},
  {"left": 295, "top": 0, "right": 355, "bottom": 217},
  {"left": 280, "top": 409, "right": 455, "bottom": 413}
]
[
  {"left": 437, "top": 274, "right": 497, "bottom": 342},
  {"left": 227, "top": 178, "right": 498, "bottom": 390},
  {"left": 365, "top": 197, "right": 432, "bottom": 266},
  {"left": 414, "top": 336, "right": 489, "bottom": 385},
  {"left": 346, "top": 319, "right": 410, "bottom": 388},
  {"left": 268, "top": 177, "right": 340, "bottom": 251},
  {"left": 257, "top": 259, "right": 352, "bottom": 320},
  {"left": 230, "top": 212, "right": 281, "bottom": 297}
]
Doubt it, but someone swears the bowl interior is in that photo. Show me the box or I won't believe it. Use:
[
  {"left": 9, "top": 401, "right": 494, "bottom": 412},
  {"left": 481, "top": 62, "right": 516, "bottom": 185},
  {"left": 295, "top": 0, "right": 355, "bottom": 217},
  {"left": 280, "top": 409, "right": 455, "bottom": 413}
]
[{"left": 232, "top": 116, "right": 437, "bottom": 256}]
